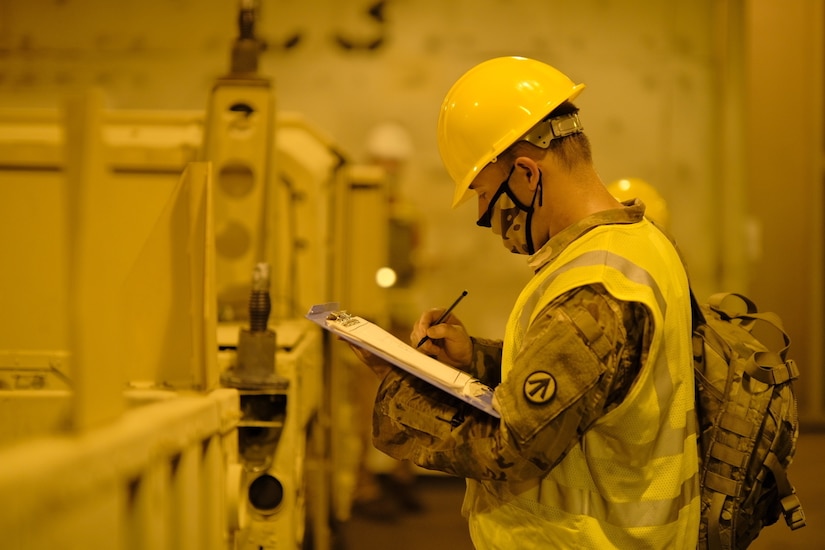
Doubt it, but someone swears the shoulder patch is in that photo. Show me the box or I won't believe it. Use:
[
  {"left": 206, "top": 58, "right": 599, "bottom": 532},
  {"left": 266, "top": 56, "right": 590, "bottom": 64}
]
[{"left": 523, "top": 371, "right": 556, "bottom": 404}]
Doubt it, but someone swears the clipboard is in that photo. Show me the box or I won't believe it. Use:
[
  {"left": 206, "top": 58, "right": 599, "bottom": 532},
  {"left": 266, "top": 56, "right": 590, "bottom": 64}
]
[{"left": 306, "top": 303, "right": 500, "bottom": 418}]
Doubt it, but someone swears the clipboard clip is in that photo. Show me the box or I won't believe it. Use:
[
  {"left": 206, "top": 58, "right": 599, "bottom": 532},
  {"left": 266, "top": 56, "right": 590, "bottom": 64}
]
[
  {"left": 306, "top": 303, "right": 362, "bottom": 329},
  {"left": 325, "top": 310, "right": 360, "bottom": 328}
]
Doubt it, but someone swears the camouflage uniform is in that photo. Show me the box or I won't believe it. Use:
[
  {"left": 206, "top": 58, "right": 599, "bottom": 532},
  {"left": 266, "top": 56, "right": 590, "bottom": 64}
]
[{"left": 372, "top": 201, "right": 654, "bottom": 484}]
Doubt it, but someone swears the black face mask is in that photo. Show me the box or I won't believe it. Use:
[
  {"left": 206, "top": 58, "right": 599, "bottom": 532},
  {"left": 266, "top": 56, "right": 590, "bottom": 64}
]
[{"left": 477, "top": 167, "right": 543, "bottom": 255}]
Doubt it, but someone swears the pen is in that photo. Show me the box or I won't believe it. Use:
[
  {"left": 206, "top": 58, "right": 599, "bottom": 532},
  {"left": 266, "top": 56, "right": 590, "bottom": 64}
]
[{"left": 416, "top": 290, "right": 469, "bottom": 348}]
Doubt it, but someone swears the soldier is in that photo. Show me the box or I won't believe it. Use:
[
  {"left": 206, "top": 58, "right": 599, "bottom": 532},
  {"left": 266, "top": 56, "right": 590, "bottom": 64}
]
[{"left": 352, "top": 57, "right": 700, "bottom": 549}]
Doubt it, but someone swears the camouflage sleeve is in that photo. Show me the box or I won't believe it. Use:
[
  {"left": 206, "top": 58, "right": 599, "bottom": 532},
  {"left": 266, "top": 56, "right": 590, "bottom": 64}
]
[
  {"left": 372, "top": 367, "right": 543, "bottom": 479},
  {"left": 371, "top": 284, "right": 650, "bottom": 482},
  {"left": 466, "top": 337, "right": 503, "bottom": 386}
]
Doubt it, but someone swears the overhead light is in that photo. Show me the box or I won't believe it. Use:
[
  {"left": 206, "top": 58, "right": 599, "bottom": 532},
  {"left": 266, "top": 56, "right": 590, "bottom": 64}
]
[{"left": 375, "top": 267, "right": 397, "bottom": 288}]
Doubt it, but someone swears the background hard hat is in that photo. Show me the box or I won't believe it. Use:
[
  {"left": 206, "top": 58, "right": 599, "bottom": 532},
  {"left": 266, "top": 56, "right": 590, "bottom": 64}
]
[
  {"left": 437, "top": 56, "right": 585, "bottom": 208},
  {"left": 365, "top": 121, "right": 413, "bottom": 162},
  {"left": 606, "top": 177, "right": 670, "bottom": 229}
]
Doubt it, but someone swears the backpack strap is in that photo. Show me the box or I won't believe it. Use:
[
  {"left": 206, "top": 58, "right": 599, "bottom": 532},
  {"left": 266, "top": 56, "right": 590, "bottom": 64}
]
[
  {"left": 764, "top": 450, "right": 807, "bottom": 530},
  {"left": 707, "top": 292, "right": 758, "bottom": 315},
  {"left": 745, "top": 352, "right": 800, "bottom": 386},
  {"left": 707, "top": 492, "right": 727, "bottom": 550},
  {"left": 707, "top": 292, "right": 791, "bottom": 360},
  {"left": 689, "top": 288, "right": 705, "bottom": 331},
  {"left": 741, "top": 351, "right": 806, "bottom": 531}
]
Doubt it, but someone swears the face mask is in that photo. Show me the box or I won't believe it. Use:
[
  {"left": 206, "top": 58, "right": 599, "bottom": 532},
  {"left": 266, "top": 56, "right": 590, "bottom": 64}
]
[{"left": 477, "top": 168, "right": 543, "bottom": 255}]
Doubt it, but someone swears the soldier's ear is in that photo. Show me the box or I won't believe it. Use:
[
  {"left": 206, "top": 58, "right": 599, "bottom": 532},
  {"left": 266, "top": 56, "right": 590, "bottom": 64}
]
[{"left": 514, "top": 156, "right": 541, "bottom": 191}]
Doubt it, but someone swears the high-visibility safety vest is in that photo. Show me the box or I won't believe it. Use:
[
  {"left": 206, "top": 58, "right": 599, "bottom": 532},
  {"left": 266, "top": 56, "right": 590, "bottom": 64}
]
[{"left": 465, "top": 220, "right": 700, "bottom": 549}]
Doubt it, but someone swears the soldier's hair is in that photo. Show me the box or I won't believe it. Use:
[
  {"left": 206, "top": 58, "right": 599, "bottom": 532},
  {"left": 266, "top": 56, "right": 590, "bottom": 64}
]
[{"left": 502, "top": 101, "right": 593, "bottom": 170}]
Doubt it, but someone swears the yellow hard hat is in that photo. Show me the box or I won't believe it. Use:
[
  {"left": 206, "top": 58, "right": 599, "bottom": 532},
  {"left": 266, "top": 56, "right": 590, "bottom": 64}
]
[
  {"left": 437, "top": 56, "right": 586, "bottom": 208},
  {"left": 606, "top": 177, "right": 670, "bottom": 229}
]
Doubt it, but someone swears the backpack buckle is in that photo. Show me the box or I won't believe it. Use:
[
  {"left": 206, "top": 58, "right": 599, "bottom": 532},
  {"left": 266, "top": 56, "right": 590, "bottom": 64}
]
[{"left": 780, "top": 493, "right": 806, "bottom": 530}]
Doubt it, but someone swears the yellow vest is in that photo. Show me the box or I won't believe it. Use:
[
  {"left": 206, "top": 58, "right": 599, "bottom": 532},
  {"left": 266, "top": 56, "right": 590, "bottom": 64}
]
[{"left": 465, "top": 220, "right": 700, "bottom": 549}]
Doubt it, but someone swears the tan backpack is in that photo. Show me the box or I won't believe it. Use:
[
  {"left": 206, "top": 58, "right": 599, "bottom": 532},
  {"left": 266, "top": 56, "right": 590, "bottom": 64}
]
[{"left": 691, "top": 291, "right": 806, "bottom": 549}]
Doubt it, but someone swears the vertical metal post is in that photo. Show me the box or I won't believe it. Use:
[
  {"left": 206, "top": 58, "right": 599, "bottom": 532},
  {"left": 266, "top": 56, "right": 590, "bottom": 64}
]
[{"left": 64, "top": 88, "right": 125, "bottom": 430}]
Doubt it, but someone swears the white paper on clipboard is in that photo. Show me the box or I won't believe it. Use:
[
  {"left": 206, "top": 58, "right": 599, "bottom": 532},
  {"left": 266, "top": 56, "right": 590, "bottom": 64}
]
[{"left": 306, "top": 303, "right": 500, "bottom": 418}]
